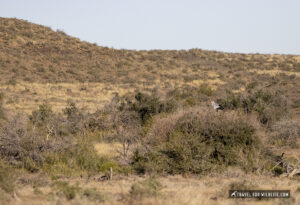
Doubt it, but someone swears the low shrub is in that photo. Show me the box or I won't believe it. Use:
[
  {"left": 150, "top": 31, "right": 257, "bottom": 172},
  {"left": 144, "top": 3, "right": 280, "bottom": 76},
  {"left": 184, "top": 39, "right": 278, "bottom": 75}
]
[
  {"left": 132, "top": 107, "right": 270, "bottom": 175},
  {"left": 83, "top": 188, "right": 105, "bottom": 202},
  {"left": 229, "top": 180, "right": 257, "bottom": 190},
  {"left": 130, "top": 177, "right": 162, "bottom": 199},
  {"left": 53, "top": 181, "right": 80, "bottom": 200},
  {"left": 43, "top": 139, "right": 105, "bottom": 176},
  {"left": 63, "top": 100, "right": 85, "bottom": 134},
  {"left": 30, "top": 103, "right": 53, "bottom": 127}
]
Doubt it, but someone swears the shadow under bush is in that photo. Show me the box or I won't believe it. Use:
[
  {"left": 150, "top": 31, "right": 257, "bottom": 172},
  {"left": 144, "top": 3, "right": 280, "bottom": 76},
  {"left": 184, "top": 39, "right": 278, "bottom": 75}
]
[{"left": 132, "top": 108, "right": 272, "bottom": 175}]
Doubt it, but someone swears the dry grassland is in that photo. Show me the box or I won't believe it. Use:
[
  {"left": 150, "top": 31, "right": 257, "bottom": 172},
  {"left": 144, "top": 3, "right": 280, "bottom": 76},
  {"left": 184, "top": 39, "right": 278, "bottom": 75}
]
[{"left": 2, "top": 174, "right": 299, "bottom": 205}]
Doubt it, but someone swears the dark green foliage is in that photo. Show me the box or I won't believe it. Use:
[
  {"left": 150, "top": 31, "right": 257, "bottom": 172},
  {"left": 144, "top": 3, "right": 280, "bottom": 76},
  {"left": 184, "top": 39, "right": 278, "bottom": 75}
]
[
  {"left": 30, "top": 103, "right": 53, "bottom": 126},
  {"left": 273, "top": 167, "right": 284, "bottom": 176},
  {"left": 132, "top": 109, "right": 265, "bottom": 175},
  {"left": 123, "top": 92, "right": 176, "bottom": 125},
  {"left": 132, "top": 92, "right": 167, "bottom": 124},
  {"left": 63, "top": 101, "right": 84, "bottom": 134},
  {"left": 63, "top": 100, "right": 78, "bottom": 119}
]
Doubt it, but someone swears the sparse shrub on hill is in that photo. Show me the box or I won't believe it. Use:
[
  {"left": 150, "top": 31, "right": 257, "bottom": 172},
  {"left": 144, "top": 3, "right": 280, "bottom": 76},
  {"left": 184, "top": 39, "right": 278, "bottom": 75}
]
[
  {"left": 167, "top": 84, "right": 213, "bottom": 107},
  {"left": 30, "top": 102, "right": 53, "bottom": 127},
  {"left": 129, "top": 92, "right": 175, "bottom": 124},
  {"left": 218, "top": 88, "right": 288, "bottom": 126},
  {"left": 63, "top": 100, "right": 85, "bottom": 134},
  {"left": 113, "top": 92, "right": 177, "bottom": 125},
  {"left": 132, "top": 107, "right": 272, "bottom": 175}
]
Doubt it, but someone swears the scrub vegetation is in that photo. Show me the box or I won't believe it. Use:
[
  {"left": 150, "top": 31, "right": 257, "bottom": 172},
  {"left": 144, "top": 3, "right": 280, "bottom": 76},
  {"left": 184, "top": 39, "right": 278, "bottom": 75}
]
[{"left": 0, "top": 17, "right": 299, "bottom": 205}]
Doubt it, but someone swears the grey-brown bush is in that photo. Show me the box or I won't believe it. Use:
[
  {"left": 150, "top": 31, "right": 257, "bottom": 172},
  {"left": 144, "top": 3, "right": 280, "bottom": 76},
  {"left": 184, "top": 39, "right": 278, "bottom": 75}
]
[
  {"left": 0, "top": 108, "right": 105, "bottom": 175},
  {"left": 0, "top": 114, "right": 46, "bottom": 169},
  {"left": 271, "top": 119, "right": 300, "bottom": 148},
  {"left": 110, "top": 110, "right": 141, "bottom": 165}
]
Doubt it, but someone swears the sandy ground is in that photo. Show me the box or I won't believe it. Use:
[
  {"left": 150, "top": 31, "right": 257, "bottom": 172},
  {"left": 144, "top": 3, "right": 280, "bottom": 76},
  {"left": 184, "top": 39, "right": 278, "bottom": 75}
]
[{"left": 1, "top": 171, "right": 299, "bottom": 205}]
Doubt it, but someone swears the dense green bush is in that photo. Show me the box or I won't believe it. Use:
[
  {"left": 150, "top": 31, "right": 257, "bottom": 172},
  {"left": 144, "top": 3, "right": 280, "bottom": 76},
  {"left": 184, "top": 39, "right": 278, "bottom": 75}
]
[
  {"left": 132, "top": 108, "right": 269, "bottom": 175},
  {"left": 128, "top": 92, "right": 176, "bottom": 124},
  {"left": 111, "top": 92, "right": 177, "bottom": 125}
]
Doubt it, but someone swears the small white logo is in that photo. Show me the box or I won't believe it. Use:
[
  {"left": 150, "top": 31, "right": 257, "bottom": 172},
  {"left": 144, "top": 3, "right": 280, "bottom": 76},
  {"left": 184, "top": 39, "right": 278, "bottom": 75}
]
[{"left": 231, "top": 191, "right": 238, "bottom": 197}]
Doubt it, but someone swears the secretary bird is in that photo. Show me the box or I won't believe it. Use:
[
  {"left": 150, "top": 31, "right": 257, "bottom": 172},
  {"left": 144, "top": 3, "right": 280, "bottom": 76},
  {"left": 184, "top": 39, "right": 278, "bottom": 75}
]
[{"left": 211, "top": 101, "right": 224, "bottom": 111}]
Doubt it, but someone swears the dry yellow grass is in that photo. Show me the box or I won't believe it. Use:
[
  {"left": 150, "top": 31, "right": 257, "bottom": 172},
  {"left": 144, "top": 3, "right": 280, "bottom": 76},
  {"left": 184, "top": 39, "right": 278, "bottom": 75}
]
[
  {"left": 94, "top": 142, "right": 123, "bottom": 158},
  {"left": 248, "top": 69, "right": 300, "bottom": 77},
  {"left": 2, "top": 174, "right": 299, "bottom": 205},
  {"left": 0, "top": 82, "right": 135, "bottom": 113},
  {"left": 0, "top": 77, "right": 226, "bottom": 113}
]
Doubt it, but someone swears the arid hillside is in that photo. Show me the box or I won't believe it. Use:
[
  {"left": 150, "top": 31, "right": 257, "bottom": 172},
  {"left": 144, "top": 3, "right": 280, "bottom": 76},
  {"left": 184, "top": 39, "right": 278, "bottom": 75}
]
[
  {"left": 0, "top": 17, "right": 299, "bottom": 115},
  {"left": 0, "top": 18, "right": 300, "bottom": 205}
]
